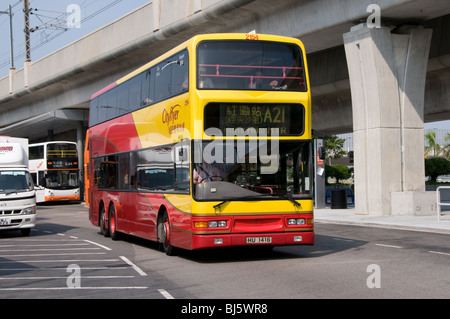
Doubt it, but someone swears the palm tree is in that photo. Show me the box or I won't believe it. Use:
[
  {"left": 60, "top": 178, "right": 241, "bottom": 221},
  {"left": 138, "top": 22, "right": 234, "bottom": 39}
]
[
  {"left": 425, "top": 130, "right": 441, "bottom": 158},
  {"left": 442, "top": 133, "right": 450, "bottom": 160}
]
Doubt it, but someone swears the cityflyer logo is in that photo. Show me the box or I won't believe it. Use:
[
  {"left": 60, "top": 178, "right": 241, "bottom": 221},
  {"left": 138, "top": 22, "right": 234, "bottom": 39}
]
[
  {"left": 162, "top": 104, "right": 185, "bottom": 135},
  {"left": 0, "top": 146, "right": 13, "bottom": 152}
]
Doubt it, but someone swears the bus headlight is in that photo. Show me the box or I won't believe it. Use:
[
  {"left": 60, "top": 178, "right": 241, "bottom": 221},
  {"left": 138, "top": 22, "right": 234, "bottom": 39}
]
[
  {"left": 194, "top": 220, "right": 227, "bottom": 228},
  {"left": 209, "top": 221, "right": 227, "bottom": 228},
  {"left": 288, "top": 218, "right": 306, "bottom": 225},
  {"left": 21, "top": 206, "right": 37, "bottom": 215}
]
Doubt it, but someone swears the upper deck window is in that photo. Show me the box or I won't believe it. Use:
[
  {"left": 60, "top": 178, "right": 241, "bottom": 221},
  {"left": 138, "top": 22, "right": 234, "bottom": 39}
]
[{"left": 197, "top": 40, "right": 307, "bottom": 91}]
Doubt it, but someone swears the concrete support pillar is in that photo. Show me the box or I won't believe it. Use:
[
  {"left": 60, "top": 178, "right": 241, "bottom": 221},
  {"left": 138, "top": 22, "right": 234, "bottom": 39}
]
[
  {"left": 343, "top": 25, "right": 433, "bottom": 216},
  {"left": 76, "top": 121, "right": 85, "bottom": 202}
]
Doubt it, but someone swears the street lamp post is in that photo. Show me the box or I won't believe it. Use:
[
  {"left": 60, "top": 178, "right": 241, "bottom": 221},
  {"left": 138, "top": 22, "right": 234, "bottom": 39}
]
[
  {"left": 0, "top": 4, "right": 14, "bottom": 70},
  {"left": 0, "top": 4, "right": 15, "bottom": 93}
]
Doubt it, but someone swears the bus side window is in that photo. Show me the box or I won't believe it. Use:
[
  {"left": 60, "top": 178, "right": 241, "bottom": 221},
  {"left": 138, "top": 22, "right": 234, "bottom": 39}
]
[{"left": 141, "top": 70, "right": 154, "bottom": 106}]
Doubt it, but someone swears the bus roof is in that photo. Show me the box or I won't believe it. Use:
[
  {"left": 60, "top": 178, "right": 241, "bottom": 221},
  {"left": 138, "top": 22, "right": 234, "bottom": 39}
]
[{"left": 89, "top": 33, "right": 305, "bottom": 101}]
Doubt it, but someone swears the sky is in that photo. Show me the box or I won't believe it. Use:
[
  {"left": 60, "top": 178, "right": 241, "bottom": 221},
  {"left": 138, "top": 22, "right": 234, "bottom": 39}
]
[
  {"left": 0, "top": 0, "right": 150, "bottom": 76},
  {"left": 0, "top": 0, "right": 448, "bottom": 131}
]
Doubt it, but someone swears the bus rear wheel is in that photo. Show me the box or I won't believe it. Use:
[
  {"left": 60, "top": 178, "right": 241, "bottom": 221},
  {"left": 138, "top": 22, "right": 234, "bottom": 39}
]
[
  {"left": 158, "top": 210, "right": 176, "bottom": 256},
  {"left": 109, "top": 205, "right": 120, "bottom": 241}
]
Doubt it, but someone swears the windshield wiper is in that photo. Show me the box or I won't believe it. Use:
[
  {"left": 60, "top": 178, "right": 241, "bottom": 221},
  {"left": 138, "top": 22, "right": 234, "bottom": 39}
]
[
  {"left": 272, "top": 194, "right": 301, "bottom": 208},
  {"left": 213, "top": 194, "right": 266, "bottom": 210}
]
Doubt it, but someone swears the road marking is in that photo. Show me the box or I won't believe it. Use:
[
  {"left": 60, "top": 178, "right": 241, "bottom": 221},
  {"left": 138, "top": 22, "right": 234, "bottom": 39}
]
[
  {"left": 158, "top": 289, "right": 175, "bottom": 299},
  {"left": 0, "top": 243, "right": 90, "bottom": 248},
  {"left": 0, "top": 252, "right": 106, "bottom": 258},
  {"left": 120, "top": 256, "right": 147, "bottom": 277},
  {"left": 0, "top": 259, "right": 120, "bottom": 264},
  {"left": 0, "top": 287, "right": 148, "bottom": 291},
  {"left": 375, "top": 244, "right": 402, "bottom": 249},
  {"left": 0, "top": 248, "right": 101, "bottom": 252},
  {"left": 0, "top": 266, "right": 130, "bottom": 271},
  {"left": 84, "top": 240, "right": 112, "bottom": 251},
  {"left": 428, "top": 251, "right": 450, "bottom": 256},
  {"left": 0, "top": 276, "right": 135, "bottom": 280},
  {"left": 0, "top": 239, "right": 83, "bottom": 242}
]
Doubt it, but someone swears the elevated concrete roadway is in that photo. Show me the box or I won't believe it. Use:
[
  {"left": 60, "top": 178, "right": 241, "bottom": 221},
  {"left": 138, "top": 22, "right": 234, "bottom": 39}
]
[
  {"left": 0, "top": 0, "right": 449, "bottom": 216},
  {"left": 1, "top": 0, "right": 449, "bottom": 139}
]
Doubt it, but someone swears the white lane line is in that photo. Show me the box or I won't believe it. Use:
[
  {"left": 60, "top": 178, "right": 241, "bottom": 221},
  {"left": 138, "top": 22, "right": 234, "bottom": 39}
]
[
  {"left": 375, "top": 244, "right": 402, "bottom": 249},
  {"left": 0, "top": 266, "right": 130, "bottom": 271},
  {"left": 0, "top": 239, "right": 82, "bottom": 242},
  {"left": 0, "top": 248, "right": 101, "bottom": 252},
  {"left": 84, "top": 240, "right": 112, "bottom": 251},
  {"left": 0, "top": 243, "right": 90, "bottom": 248},
  {"left": 0, "top": 259, "right": 120, "bottom": 264},
  {"left": 429, "top": 251, "right": 450, "bottom": 256},
  {"left": 0, "top": 287, "right": 148, "bottom": 291},
  {"left": 120, "top": 256, "right": 147, "bottom": 277},
  {"left": 158, "top": 289, "right": 175, "bottom": 299},
  {"left": 0, "top": 276, "right": 135, "bottom": 280},
  {"left": 0, "top": 252, "right": 106, "bottom": 258}
]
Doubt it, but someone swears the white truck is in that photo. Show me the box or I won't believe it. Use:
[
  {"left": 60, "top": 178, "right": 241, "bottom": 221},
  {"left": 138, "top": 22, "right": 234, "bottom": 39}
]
[{"left": 0, "top": 137, "right": 36, "bottom": 236}]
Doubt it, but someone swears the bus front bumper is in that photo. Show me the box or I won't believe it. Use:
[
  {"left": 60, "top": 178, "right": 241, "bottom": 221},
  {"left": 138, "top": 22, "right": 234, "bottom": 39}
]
[
  {"left": 45, "top": 195, "right": 80, "bottom": 202},
  {"left": 191, "top": 231, "right": 314, "bottom": 250}
]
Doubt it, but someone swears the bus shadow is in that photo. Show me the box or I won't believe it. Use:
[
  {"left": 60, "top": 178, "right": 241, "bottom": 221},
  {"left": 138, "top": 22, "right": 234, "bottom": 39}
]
[
  {"left": 179, "top": 234, "right": 368, "bottom": 263},
  {"left": 37, "top": 201, "right": 83, "bottom": 208},
  {"left": 118, "top": 233, "right": 367, "bottom": 263}
]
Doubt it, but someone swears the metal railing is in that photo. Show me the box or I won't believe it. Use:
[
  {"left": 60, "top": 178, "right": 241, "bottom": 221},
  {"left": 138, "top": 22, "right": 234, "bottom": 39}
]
[{"left": 437, "top": 186, "right": 450, "bottom": 222}]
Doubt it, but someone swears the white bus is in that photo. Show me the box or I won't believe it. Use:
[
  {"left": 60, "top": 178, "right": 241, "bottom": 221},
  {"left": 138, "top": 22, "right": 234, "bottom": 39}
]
[{"left": 29, "top": 141, "right": 81, "bottom": 203}]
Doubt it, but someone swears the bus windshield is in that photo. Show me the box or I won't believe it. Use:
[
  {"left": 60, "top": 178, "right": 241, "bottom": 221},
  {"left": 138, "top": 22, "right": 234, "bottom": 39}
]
[
  {"left": 45, "top": 170, "right": 79, "bottom": 190},
  {"left": 193, "top": 140, "right": 312, "bottom": 201},
  {"left": 197, "top": 40, "right": 306, "bottom": 91}
]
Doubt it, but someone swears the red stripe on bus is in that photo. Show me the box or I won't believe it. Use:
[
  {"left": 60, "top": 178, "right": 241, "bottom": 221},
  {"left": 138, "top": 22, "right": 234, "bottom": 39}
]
[{"left": 90, "top": 82, "right": 117, "bottom": 100}]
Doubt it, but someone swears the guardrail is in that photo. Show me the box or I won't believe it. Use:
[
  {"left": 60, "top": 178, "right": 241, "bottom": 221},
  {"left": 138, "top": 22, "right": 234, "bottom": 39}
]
[{"left": 437, "top": 186, "right": 450, "bottom": 222}]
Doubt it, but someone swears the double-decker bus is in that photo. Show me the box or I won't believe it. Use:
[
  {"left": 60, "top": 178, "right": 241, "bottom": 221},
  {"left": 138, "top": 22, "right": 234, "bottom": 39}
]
[
  {"left": 29, "top": 141, "right": 81, "bottom": 203},
  {"left": 87, "top": 33, "right": 314, "bottom": 255}
]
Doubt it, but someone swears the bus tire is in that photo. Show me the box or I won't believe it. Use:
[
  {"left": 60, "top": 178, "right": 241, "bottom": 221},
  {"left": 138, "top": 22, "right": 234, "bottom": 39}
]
[
  {"left": 158, "top": 210, "right": 176, "bottom": 256},
  {"left": 109, "top": 204, "right": 120, "bottom": 241},
  {"left": 99, "top": 204, "right": 110, "bottom": 237}
]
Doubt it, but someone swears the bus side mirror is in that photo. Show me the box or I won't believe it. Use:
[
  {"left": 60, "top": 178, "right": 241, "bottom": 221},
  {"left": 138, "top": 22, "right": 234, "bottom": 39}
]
[{"left": 175, "top": 146, "right": 189, "bottom": 163}]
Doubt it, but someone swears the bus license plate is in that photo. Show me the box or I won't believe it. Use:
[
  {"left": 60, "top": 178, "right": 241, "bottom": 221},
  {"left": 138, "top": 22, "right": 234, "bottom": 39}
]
[
  {"left": 246, "top": 237, "right": 272, "bottom": 244},
  {"left": 0, "top": 219, "right": 10, "bottom": 226}
]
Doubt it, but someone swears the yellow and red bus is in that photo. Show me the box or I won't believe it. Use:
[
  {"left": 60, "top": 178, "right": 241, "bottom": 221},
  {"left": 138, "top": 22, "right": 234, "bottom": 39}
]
[{"left": 87, "top": 33, "right": 314, "bottom": 255}]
